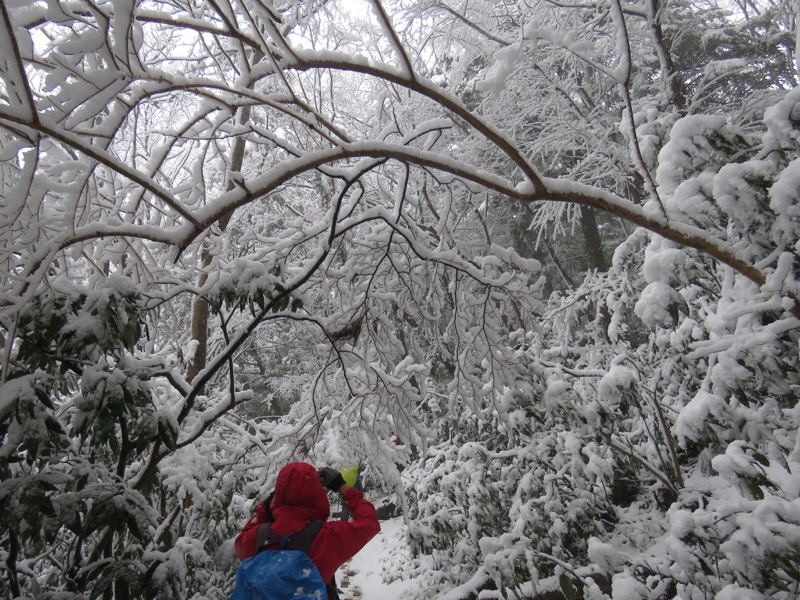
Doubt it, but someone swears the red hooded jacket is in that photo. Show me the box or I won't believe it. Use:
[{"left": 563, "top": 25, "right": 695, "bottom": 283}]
[{"left": 234, "top": 462, "right": 380, "bottom": 585}]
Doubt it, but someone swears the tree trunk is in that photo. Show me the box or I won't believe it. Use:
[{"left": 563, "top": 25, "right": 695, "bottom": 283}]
[
  {"left": 185, "top": 107, "right": 251, "bottom": 388},
  {"left": 646, "top": 0, "right": 687, "bottom": 112},
  {"left": 580, "top": 206, "right": 608, "bottom": 272}
]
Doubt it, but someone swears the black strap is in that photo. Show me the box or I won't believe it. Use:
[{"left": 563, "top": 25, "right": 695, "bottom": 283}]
[
  {"left": 283, "top": 520, "right": 323, "bottom": 552},
  {"left": 256, "top": 520, "right": 323, "bottom": 554},
  {"left": 254, "top": 524, "right": 273, "bottom": 554},
  {"left": 326, "top": 581, "right": 340, "bottom": 600}
]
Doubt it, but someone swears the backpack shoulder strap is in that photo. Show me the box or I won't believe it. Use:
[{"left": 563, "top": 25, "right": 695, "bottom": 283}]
[
  {"left": 255, "top": 520, "right": 323, "bottom": 554},
  {"left": 255, "top": 524, "right": 282, "bottom": 553},
  {"left": 283, "top": 520, "right": 323, "bottom": 553}
]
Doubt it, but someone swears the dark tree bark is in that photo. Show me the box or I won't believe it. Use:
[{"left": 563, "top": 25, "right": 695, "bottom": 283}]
[
  {"left": 185, "top": 107, "right": 250, "bottom": 388},
  {"left": 580, "top": 206, "right": 608, "bottom": 272}
]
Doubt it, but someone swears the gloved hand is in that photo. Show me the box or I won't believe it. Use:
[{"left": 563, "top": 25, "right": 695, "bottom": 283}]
[
  {"left": 318, "top": 467, "right": 346, "bottom": 492},
  {"left": 340, "top": 465, "right": 360, "bottom": 488}
]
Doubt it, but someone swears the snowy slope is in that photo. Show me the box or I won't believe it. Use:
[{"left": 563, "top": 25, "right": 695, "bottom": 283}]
[{"left": 338, "top": 517, "right": 422, "bottom": 600}]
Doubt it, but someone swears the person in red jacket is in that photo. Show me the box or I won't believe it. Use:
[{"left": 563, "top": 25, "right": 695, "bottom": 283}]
[{"left": 234, "top": 462, "right": 380, "bottom": 598}]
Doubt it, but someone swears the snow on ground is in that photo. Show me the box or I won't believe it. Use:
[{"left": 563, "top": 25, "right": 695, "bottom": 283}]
[{"left": 338, "top": 516, "right": 423, "bottom": 600}]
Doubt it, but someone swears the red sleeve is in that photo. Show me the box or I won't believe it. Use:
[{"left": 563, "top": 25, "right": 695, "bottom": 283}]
[
  {"left": 309, "top": 488, "right": 381, "bottom": 583},
  {"left": 234, "top": 502, "right": 269, "bottom": 561}
]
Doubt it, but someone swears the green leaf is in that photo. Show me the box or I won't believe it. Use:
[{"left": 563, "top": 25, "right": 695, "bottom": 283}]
[
  {"left": 559, "top": 574, "right": 577, "bottom": 600},
  {"left": 752, "top": 452, "right": 769, "bottom": 467},
  {"left": 122, "top": 324, "right": 137, "bottom": 351},
  {"left": 109, "top": 432, "right": 120, "bottom": 455},
  {"left": 698, "top": 556, "right": 714, "bottom": 575},
  {"left": 158, "top": 415, "right": 178, "bottom": 451},
  {"left": 45, "top": 415, "right": 64, "bottom": 434},
  {"left": 747, "top": 480, "right": 765, "bottom": 500}
]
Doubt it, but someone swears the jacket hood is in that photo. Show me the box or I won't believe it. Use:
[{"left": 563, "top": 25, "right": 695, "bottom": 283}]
[{"left": 270, "top": 462, "right": 330, "bottom": 522}]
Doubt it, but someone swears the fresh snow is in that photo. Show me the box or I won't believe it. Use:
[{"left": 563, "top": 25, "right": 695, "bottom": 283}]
[
  {"left": 338, "top": 516, "right": 422, "bottom": 600},
  {"left": 3, "top": 1, "right": 800, "bottom": 599}
]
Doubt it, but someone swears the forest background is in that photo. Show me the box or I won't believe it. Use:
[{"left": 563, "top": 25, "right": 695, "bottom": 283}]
[{"left": 1, "top": 0, "right": 799, "bottom": 598}]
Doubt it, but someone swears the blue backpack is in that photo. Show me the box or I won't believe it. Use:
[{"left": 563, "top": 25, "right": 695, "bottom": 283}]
[{"left": 230, "top": 521, "right": 330, "bottom": 600}]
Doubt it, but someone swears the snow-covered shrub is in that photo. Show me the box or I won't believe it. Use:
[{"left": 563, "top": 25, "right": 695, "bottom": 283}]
[
  {"left": 404, "top": 324, "right": 624, "bottom": 596},
  {"left": 0, "top": 280, "right": 253, "bottom": 598},
  {"left": 401, "top": 113, "right": 800, "bottom": 594},
  {"left": 662, "top": 465, "right": 800, "bottom": 598},
  {"left": 592, "top": 87, "right": 800, "bottom": 599}
]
